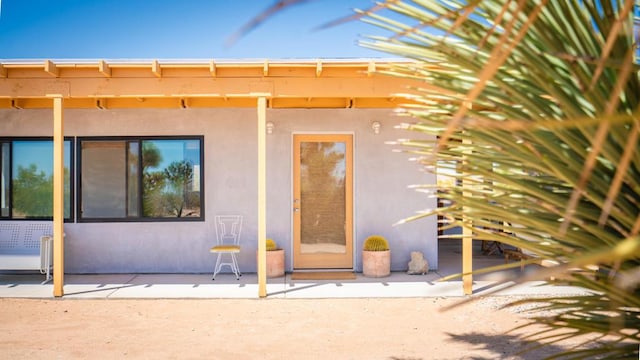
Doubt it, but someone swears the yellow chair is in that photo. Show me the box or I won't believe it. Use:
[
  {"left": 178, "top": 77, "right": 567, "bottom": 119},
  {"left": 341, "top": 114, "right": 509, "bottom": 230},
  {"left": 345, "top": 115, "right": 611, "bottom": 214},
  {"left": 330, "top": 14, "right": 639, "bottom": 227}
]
[{"left": 210, "top": 215, "right": 243, "bottom": 280}]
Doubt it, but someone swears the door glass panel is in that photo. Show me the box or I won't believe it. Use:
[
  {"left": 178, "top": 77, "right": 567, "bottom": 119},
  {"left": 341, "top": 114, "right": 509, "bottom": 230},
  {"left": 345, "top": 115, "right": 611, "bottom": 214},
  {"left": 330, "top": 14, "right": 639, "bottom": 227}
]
[{"left": 300, "top": 141, "right": 346, "bottom": 254}]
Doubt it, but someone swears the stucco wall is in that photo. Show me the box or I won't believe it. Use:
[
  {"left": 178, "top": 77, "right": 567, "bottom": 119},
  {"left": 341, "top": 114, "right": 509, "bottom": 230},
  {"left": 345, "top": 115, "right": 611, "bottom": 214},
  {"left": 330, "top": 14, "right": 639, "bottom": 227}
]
[{"left": 0, "top": 107, "right": 437, "bottom": 273}]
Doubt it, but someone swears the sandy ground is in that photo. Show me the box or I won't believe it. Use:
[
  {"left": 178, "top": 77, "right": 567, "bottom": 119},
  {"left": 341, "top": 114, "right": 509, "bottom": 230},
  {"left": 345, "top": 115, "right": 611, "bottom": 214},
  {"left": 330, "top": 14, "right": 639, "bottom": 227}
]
[{"left": 0, "top": 296, "right": 592, "bottom": 360}]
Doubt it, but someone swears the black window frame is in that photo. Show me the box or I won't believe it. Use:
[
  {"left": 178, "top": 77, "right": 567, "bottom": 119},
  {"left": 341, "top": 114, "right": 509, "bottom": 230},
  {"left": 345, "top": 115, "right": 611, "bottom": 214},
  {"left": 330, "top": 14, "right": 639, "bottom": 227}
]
[
  {"left": 77, "top": 135, "right": 205, "bottom": 223},
  {"left": 0, "top": 136, "right": 75, "bottom": 222}
]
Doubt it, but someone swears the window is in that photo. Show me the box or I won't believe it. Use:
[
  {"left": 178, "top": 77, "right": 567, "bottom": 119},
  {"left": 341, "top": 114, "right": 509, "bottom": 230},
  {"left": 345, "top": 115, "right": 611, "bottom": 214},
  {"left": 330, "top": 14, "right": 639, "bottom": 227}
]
[
  {"left": 1, "top": 143, "right": 8, "bottom": 217},
  {"left": 0, "top": 138, "right": 73, "bottom": 220},
  {"left": 79, "top": 137, "right": 203, "bottom": 221}
]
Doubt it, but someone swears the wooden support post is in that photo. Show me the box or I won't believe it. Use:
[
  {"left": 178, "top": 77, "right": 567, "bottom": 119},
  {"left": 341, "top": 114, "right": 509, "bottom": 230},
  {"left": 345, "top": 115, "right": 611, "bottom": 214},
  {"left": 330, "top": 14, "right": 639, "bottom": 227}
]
[
  {"left": 52, "top": 96, "right": 65, "bottom": 297},
  {"left": 462, "top": 228, "right": 473, "bottom": 294},
  {"left": 462, "top": 137, "right": 473, "bottom": 295},
  {"left": 257, "top": 96, "right": 267, "bottom": 298}
]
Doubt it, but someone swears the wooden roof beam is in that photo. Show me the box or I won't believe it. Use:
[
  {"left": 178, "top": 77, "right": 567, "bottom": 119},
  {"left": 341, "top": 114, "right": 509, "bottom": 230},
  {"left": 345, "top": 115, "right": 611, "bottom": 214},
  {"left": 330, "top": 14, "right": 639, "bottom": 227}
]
[
  {"left": 44, "top": 60, "right": 59, "bottom": 77},
  {"left": 0, "top": 71, "right": 418, "bottom": 98},
  {"left": 368, "top": 61, "right": 376, "bottom": 77},
  {"left": 316, "top": 60, "right": 322, "bottom": 77},
  {"left": 209, "top": 60, "right": 216, "bottom": 77},
  {"left": 0, "top": 64, "right": 6, "bottom": 78},
  {"left": 98, "top": 60, "right": 112, "bottom": 77},
  {"left": 263, "top": 60, "right": 269, "bottom": 76},
  {"left": 151, "top": 60, "right": 162, "bottom": 78}
]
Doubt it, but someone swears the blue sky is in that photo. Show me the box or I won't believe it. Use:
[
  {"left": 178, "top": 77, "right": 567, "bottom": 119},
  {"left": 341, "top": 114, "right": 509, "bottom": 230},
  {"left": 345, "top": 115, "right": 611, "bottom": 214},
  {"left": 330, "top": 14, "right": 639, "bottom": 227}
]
[{"left": 0, "top": 0, "right": 389, "bottom": 59}]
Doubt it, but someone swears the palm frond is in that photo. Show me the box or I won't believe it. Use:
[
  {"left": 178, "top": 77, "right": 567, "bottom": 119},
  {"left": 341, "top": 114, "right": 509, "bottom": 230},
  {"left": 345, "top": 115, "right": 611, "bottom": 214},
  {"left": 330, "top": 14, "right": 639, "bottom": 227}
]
[{"left": 357, "top": 0, "right": 640, "bottom": 358}]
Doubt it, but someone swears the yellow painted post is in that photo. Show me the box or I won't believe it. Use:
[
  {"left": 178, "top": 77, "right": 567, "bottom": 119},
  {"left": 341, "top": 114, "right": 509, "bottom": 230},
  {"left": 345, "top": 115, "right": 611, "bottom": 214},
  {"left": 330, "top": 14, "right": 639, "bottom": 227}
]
[
  {"left": 462, "top": 228, "right": 473, "bottom": 294},
  {"left": 257, "top": 97, "right": 267, "bottom": 298},
  {"left": 462, "top": 137, "right": 473, "bottom": 295},
  {"left": 52, "top": 96, "right": 65, "bottom": 297}
]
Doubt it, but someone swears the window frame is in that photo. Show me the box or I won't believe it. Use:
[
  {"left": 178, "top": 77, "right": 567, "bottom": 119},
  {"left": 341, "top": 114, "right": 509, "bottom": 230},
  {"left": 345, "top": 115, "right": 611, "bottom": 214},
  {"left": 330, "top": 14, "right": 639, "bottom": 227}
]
[
  {"left": 77, "top": 135, "right": 205, "bottom": 223},
  {"left": 0, "top": 136, "right": 75, "bottom": 222}
]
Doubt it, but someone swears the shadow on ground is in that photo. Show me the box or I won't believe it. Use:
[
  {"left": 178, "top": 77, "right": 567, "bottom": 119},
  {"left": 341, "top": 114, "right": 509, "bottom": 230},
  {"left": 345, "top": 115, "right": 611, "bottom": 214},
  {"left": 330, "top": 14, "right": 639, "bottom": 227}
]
[{"left": 446, "top": 332, "right": 567, "bottom": 360}]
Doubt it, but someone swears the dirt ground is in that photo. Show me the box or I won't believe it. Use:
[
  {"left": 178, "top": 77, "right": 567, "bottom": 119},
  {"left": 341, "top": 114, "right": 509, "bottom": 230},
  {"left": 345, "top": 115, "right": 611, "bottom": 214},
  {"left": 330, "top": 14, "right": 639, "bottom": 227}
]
[{"left": 0, "top": 296, "right": 589, "bottom": 359}]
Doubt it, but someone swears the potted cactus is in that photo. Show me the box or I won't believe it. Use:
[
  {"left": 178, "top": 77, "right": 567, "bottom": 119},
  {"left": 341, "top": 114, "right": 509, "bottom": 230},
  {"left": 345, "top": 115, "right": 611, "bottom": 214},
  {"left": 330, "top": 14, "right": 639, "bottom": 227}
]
[
  {"left": 362, "top": 235, "right": 390, "bottom": 278},
  {"left": 265, "top": 238, "right": 285, "bottom": 278}
]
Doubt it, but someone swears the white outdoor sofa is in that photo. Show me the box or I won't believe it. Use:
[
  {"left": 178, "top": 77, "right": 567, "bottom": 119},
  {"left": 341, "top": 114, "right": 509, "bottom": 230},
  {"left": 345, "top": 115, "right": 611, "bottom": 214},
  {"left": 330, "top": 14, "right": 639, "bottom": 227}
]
[{"left": 0, "top": 222, "right": 54, "bottom": 284}]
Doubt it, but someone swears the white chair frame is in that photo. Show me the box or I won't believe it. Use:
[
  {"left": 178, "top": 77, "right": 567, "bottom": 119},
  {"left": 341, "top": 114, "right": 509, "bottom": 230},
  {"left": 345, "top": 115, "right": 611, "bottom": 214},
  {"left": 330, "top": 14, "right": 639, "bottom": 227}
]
[{"left": 210, "top": 215, "right": 243, "bottom": 280}]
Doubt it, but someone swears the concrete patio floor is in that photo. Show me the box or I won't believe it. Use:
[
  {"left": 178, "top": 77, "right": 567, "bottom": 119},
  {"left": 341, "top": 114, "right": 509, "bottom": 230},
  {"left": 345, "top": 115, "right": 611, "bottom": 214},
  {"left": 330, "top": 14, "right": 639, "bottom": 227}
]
[
  {"left": 0, "top": 240, "right": 591, "bottom": 299},
  {"left": 0, "top": 271, "right": 591, "bottom": 299}
]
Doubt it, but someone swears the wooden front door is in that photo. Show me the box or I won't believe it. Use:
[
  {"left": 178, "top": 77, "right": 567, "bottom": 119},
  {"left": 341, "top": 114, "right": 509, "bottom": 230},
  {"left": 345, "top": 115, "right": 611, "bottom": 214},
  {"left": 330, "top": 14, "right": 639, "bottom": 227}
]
[{"left": 293, "top": 134, "right": 353, "bottom": 269}]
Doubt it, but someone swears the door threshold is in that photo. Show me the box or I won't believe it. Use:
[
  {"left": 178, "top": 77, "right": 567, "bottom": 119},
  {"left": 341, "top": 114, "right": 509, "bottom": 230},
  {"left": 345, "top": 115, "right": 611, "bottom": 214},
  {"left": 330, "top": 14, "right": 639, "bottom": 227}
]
[
  {"left": 292, "top": 269, "right": 354, "bottom": 272},
  {"left": 290, "top": 271, "right": 356, "bottom": 280}
]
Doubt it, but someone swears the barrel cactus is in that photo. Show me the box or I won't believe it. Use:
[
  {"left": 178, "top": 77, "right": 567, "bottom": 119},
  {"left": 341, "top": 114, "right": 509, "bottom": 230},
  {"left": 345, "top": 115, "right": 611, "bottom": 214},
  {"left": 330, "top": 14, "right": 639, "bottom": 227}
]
[
  {"left": 363, "top": 235, "right": 389, "bottom": 251},
  {"left": 266, "top": 238, "right": 278, "bottom": 251}
]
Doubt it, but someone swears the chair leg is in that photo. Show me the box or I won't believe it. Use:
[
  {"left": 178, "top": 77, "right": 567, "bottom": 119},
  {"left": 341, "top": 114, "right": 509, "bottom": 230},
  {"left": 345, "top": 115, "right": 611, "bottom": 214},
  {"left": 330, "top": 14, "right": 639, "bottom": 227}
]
[
  {"left": 231, "top": 254, "right": 241, "bottom": 280},
  {"left": 212, "top": 253, "right": 223, "bottom": 280},
  {"left": 212, "top": 253, "right": 241, "bottom": 280}
]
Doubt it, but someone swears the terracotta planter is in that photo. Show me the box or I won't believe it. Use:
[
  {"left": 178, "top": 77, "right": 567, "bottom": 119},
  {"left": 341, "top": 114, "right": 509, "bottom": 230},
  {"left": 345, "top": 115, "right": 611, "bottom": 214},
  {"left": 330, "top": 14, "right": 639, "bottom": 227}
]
[
  {"left": 265, "top": 249, "right": 285, "bottom": 278},
  {"left": 362, "top": 250, "right": 391, "bottom": 278}
]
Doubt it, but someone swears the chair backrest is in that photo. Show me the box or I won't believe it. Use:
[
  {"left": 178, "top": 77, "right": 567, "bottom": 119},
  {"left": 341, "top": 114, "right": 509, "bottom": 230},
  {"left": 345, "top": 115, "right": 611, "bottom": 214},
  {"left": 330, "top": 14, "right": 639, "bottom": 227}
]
[{"left": 215, "top": 215, "right": 242, "bottom": 246}]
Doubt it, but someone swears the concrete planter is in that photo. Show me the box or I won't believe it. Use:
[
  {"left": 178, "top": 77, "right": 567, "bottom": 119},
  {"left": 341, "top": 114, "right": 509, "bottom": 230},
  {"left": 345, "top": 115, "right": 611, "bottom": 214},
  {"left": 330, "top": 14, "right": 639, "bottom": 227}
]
[
  {"left": 265, "top": 249, "right": 285, "bottom": 278},
  {"left": 362, "top": 250, "right": 391, "bottom": 278}
]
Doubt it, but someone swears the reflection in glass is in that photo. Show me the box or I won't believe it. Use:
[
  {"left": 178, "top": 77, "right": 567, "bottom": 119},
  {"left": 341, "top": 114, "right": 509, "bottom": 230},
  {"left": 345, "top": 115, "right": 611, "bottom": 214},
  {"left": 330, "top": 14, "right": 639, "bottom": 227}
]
[
  {"left": 300, "top": 141, "right": 346, "bottom": 254},
  {"left": 1, "top": 143, "right": 9, "bottom": 217},
  {"left": 127, "top": 142, "right": 140, "bottom": 217},
  {"left": 11, "top": 141, "right": 71, "bottom": 219},
  {"left": 142, "top": 140, "right": 201, "bottom": 218},
  {"left": 81, "top": 139, "right": 201, "bottom": 219},
  {"left": 81, "top": 141, "right": 127, "bottom": 218}
]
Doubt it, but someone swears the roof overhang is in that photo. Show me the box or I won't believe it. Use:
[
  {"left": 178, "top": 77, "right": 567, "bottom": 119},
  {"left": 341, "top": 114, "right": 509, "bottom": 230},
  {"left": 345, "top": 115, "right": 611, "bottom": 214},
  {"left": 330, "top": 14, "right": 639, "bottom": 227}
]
[{"left": 0, "top": 59, "right": 425, "bottom": 109}]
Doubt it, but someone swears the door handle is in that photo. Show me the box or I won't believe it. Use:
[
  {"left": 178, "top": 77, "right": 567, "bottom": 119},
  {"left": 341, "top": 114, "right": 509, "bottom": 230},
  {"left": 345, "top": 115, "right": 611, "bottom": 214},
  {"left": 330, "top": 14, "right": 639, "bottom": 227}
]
[{"left": 293, "top": 207, "right": 300, "bottom": 212}]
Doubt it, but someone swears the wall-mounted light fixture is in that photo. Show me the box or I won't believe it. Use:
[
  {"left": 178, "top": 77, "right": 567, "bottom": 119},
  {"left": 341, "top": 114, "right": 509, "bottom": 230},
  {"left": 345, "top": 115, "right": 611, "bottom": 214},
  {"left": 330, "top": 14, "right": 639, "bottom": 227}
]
[
  {"left": 371, "top": 121, "right": 381, "bottom": 135},
  {"left": 266, "top": 121, "right": 275, "bottom": 134}
]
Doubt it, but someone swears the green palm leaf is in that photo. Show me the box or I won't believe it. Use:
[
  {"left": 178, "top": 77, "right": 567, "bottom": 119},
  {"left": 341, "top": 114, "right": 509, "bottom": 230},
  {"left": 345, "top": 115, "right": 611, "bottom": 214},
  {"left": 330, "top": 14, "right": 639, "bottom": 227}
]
[{"left": 357, "top": 0, "right": 639, "bottom": 358}]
